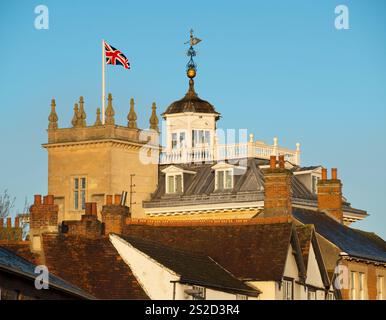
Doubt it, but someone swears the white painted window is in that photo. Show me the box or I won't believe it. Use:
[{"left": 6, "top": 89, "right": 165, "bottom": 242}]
[
  {"left": 166, "top": 174, "right": 183, "bottom": 194},
  {"left": 350, "top": 271, "right": 357, "bottom": 300},
  {"left": 307, "top": 289, "right": 316, "bottom": 300},
  {"left": 282, "top": 279, "right": 293, "bottom": 300},
  {"left": 311, "top": 175, "right": 319, "bottom": 194},
  {"left": 215, "top": 169, "right": 233, "bottom": 190},
  {"left": 326, "top": 292, "right": 335, "bottom": 300},
  {"left": 171, "top": 131, "right": 186, "bottom": 149},
  {"left": 192, "top": 129, "right": 210, "bottom": 147},
  {"left": 192, "top": 286, "right": 206, "bottom": 300},
  {"left": 377, "top": 276, "right": 384, "bottom": 300},
  {"left": 359, "top": 272, "right": 365, "bottom": 300},
  {"left": 73, "top": 177, "right": 86, "bottom": 210}
]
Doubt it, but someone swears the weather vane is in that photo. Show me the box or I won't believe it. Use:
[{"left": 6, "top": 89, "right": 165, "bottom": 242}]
[{"left": 185, "top": 29, "right": 202, "bottom": 79}]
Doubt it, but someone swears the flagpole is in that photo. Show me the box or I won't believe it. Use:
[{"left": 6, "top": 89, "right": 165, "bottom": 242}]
[{"left": 102, "top": 39, "right": 106, "bottom": 124}]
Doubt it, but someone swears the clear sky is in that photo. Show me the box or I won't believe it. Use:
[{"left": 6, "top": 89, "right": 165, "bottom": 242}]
[{"left": 0, "top": 0, "right": 385, "bottom": 237}]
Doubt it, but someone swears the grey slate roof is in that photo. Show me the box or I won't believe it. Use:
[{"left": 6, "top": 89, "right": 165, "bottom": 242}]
[
  {"left": 144, "top": 158, "right": 316, "bottom": 208},
  {"left": 118, "top": 234, "right": 259, "bottom": 296},
  {"left": 0, "top": 246, "right": 93, "bottom": 299},
  {"left": 293, "top": 208, "right": 386, "bottom": 263}
]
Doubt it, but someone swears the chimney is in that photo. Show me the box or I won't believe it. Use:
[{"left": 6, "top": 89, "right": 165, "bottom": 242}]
[
  {"left": 102, "top": 196, "right": 130, "bottom": 235},
  {"left": 0, "top": 217, "right": 23, "bottom": 242},
  {"left": 317, "top": 168, "right": 343, "bottom": 223},
  {"left": 61, "top": 202, "right": 103, "bottom": 239},
  {"left": 29, "top": 194, "right": 59, "bottom": 252},
  {"left": 262, "top": 155, "right": 293, "bottom": 218}
]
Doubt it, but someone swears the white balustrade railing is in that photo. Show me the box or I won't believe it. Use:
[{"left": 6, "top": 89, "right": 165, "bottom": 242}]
[{"left": 160, "top": 138, "right": 301, "bottom": 165}]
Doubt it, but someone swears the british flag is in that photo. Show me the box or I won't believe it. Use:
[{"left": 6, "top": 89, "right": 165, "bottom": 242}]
[{"left": 104, "top": 41, "right": 130, "bottom": 69}]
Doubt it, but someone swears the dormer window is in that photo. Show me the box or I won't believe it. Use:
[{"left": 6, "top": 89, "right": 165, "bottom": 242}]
[
  {"left": 311, "top": 175, "right": 319, "bottom": 194},
  {"left": 166, "top": 174, "right": 183, "bottom": 193},
  {"left": 215, "top": 169, "right": 233, "bottom": 190},
  {"left": 212, "top": 162, "right": 246, "bottom": 191},
  {"left": 162, "top": 165, "right": 196, "bottom": 194}
]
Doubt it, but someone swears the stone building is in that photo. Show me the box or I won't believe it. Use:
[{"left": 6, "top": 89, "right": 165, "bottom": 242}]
[{"left": 0, "top": 52, "right": 385, "bottom": 300}]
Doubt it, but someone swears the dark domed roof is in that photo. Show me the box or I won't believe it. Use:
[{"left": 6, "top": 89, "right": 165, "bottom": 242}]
[{"left": 162, "top": 79, "right": 220, "bottom": 119}]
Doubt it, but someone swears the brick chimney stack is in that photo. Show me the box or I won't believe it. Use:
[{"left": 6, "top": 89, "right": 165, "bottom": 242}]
[
  {"left": 262, "top": 155, "right": 293, "bottom": 218},
  {"left": 61, "top": 202, "right": 103, "bottom": 239},
  {"left": 29, "top": 194, "right": 59, "bottom": 252},
  {"left": 102, "top": 194, "right": 130, "bottom": 235},
  {"left": 317, "top": 168, "right": 343, "bottom": 223},
  {"left": 0, "top": 217, "right": 23, "bottom": 242}
]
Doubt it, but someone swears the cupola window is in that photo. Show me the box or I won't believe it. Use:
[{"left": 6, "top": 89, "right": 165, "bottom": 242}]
[
  {"left": 172, "top": 131, "right": 186, "bottom": 149},
  {"left": 192, "top": 130, "right": 211, "bottom": 147}
]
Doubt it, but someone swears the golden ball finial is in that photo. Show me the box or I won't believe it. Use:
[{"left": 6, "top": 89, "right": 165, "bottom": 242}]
[{"left": 187, "top": 68, "right": 196, "bottom": 79}]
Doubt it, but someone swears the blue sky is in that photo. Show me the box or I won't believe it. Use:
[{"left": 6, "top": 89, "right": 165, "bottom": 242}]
[{"left": 0, "top": 0, "right": 385, "bottom": 237}]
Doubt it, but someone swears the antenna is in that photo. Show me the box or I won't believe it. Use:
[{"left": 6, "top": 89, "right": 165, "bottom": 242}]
[{"left": 129, "top": 174, "right": 136, "bottom": 212}]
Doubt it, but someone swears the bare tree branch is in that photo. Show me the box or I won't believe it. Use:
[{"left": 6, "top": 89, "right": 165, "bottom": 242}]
[{"left": 0, "top": 189, "right": 16, "bottom": 219}]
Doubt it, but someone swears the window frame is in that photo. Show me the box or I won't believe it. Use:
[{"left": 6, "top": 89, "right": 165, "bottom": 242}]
[
  {"left": 377, "top": 275, "right": 384, "bottom": 300},
  {"left": 311, "top": 175, "right": 319, "bottom": 194},
  {"left": 215, "top": 168, "right": 234, "bottom": 190},
  {"left": 282, "top": 278, "right": 294, "bottom": 300},
  {"left": 192, "top": 129, "right": 211, "bottom": 148},
  {"left": 171, "top": 130, "right": 187, "bottom": 149},
  {"left": 73, "top": 176, "right": 87, "bottom": 211},
  {"left": 359, "top": 272, "right": 365, "bottom": 300},
  {"left": 350, "top": 271, "right": 357, "bottom": 300},
  {"left": 192, "top": 285, "right": 206, "bottom": 300},
  {"left": 166, "top": 173, "right": 183, "bottom": 194}
]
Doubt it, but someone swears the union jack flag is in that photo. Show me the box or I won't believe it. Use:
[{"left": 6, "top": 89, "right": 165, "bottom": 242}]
[{"left": 104, "top": 41, "right": 130, "bottom": 69}]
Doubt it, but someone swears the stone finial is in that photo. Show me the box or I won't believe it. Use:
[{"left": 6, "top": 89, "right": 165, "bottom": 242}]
[
  {"left": 71, "top": 103, "right": 80, "bottom": 127},
  {"left": 149, "top": 102, "right": 159, "bottom": 132},
  {"left": 78, "top": 96, "right": 87, "bottom": 127},
  {"left": 94, "top": 108, "right": 102, "bottom": 126},
  {"left": 105, "top": 93, "right": 115, "bottom": 125},
  {"left": 127, "top": 98, "right": 137, "bottom": 129},
  {"left": 48, "top": 98, "right": 58, "bottom": 130}
]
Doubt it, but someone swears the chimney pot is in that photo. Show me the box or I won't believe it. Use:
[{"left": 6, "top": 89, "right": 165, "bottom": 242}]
[
  {"left": 34, "top": 195, "right": 42, "bottom": 205},
  {"left": 114, "top": 194, "right": 121, "bottom": 205},
  {"left": 91, "top": 202, "right": 97, "bottom": 215},
  {"left": 321, "top": 168, "right": 327, "bottom": 180},
  {"left": 14, "top": 217, "right": 20, "bottom": 228},
  {"left": 106, "top": 195, "right": 113, "bottom": 205},
  {"left": 85, "top": 202, "right": 93, "bottom": 215},
  {"left": 331, "top": 168, "right": 338, "bottom": 180},
  {"left": 46, "top": 195, "right": 54, "bottom": 205},
  {"left": 278, "top": 155, "right": 285, "bottom": 169},
  {"left": 269, "top": 156, "right": 277, "bottom": 169},
  {"left": 7, "top": 217, "right": 12, "bottom": 228}
]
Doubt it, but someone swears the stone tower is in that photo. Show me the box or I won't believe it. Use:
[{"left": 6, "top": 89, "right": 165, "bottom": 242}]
[{"left": 44, "top": 94, "right": 159, "bottom": 222}]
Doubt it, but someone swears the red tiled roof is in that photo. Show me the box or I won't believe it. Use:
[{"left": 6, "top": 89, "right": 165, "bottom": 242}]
[
  {"left": 123, "top": 222, "right": 297, "bottom": 281},
  {"left": 41, "top": 234, "right": 149, "bottom": 299}
]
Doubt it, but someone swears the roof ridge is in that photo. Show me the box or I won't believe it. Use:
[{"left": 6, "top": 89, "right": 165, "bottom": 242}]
[{"left": 126, "top": 216, "right": 293, "bottom": 227}]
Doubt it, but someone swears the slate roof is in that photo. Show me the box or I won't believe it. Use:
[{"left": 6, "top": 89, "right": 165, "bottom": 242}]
[
  {"left": 293, "top": 208, "right": 386, "bottom": 263},
  {"left": 123, "top": 221, "right": 305, "bottom": 282},
  {"left": 0, "top": 245, "right": 93, "bottom": 299},
  {"left": 144, "top": 158, "right": 316, "bottom": 208},
  {"left": 118, "top": 235, "right": 259, "bottom": 296},
  {"left": 40, "top": 234, "right": 149, "bottom": 299}
]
